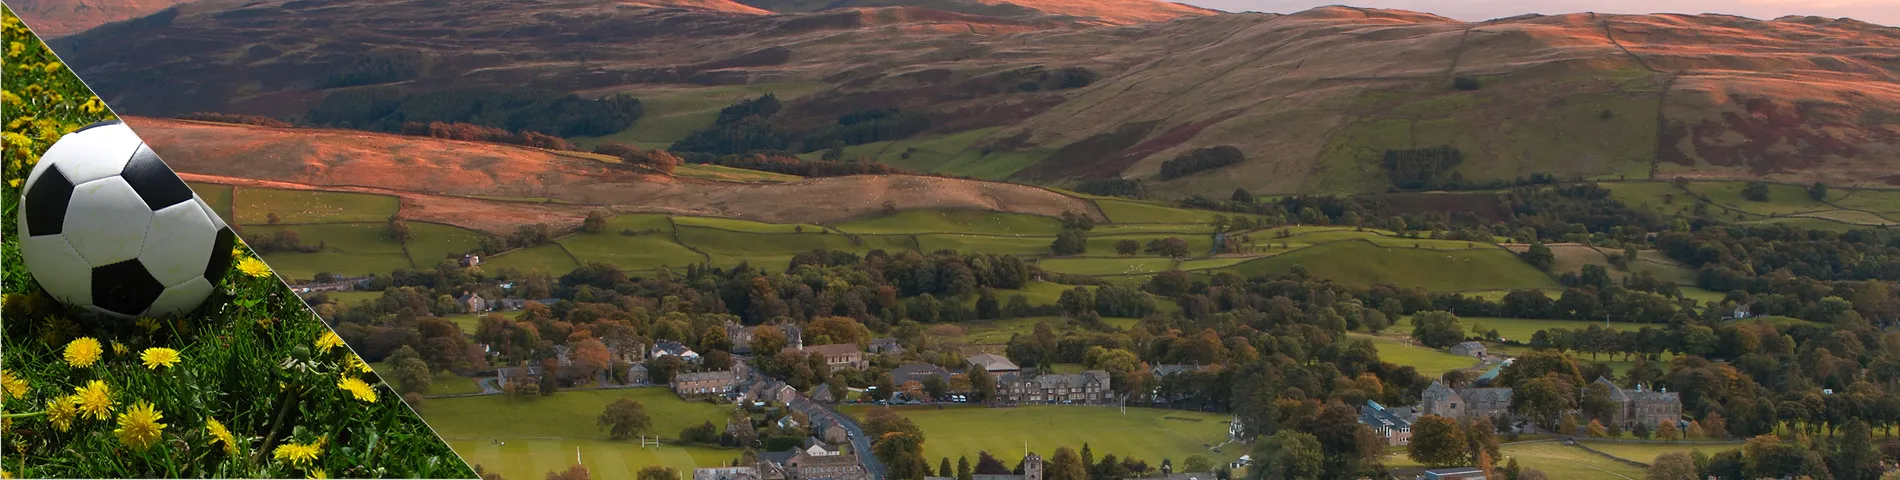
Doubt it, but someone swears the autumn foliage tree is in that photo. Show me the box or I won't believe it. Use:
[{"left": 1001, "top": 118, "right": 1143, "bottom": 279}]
[
  {"left": 1408, "top": 415, "right": 1469, "bottom": 467},
  {"left": 598, "top": 398, "right": 653, "bottom": 441}
]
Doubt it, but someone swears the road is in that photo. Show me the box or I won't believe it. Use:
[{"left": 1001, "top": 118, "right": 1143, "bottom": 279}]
[{"left": 739, "top": 359, "right": 887, "bottom": 479}]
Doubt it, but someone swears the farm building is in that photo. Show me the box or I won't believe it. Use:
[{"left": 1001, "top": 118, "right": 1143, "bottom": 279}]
[
  {"left": 801, "top": 343, "right": 868, "bottom": 370},
  {"left": 1358, "top": 400, "right": 1414, "bottom": 446},
  {"left": 1449, "top": 341, "right": 1486, "bottom": 357},
  {"left": 868, "top": 337, "right": 903, "bottom": 355},
  {"left": 1420, "top": 381, "right": 1512, "bottom": 421},
  {"left": 966, "top": 353, "right": 1020, "bottom": 375}
]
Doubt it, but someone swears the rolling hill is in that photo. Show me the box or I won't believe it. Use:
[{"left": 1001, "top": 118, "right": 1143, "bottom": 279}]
[
  {"left": 5, "top": 0, "right": 189, "bottom": 37},
  {"left": 33, "top": 0, "right": 1900, "bottom": 199}
]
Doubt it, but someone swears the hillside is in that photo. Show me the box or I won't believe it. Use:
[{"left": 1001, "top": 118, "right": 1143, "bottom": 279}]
[
  {"left": 734, "top": 0, "right": 1216, "bottom": 25},
  {"left": 5, "top": 0, "right": 189, "bottom": 37},
  {"left": 41, "top": 1, "right": 1900, "bottom": 198},
  {"left": 125, "top": 117, "right": 1104, "bottom": 232}
]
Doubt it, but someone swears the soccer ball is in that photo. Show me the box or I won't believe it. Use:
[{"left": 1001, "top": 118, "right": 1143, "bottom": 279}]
[{"left": 16, "top": 120, "right": 237, "bottom": 320}]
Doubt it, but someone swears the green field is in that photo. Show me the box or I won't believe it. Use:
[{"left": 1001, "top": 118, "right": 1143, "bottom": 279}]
[
  {"left": 1834, "top": 189, "right": 1900, "bottom": 215},
  {"left": 823, "top": 128, "right": 1051, "bottom": 180},
  {"left": 1688, "top": 181, "right": 1836, "bottom": 216},
  {"left": 1214, "top": 240, "right": 1558, "bottom": 291},
  {"left": 424, "top": 388, "right": 740, "bottom": 480},
  {"left": 1414, "top": 316, "right": 1650, "bottom": 343},
  {"left": 1037, "top": 257, "right": 1177, "bottom": 276},
  {"left": 187, "top": 182, "right": 235, "bottom": 222},
  {"left": 1579, "top": 441, "right": 1743, "bottom": 464},
  {"left": 917, "top": 234, "right": 1051, "bottom": 256},
  {"left": 1094, "top": 198, "right": 1259, "bottom": 224},
  {"left": 1350, "top": 334, "right": 1479, "bottom": 376},
  {"left": 371, "top": 361, "right": 482, "bottom": 396},
  {"left": 482, "top": 243, "right": 581, "bottom": 275},
  {"left": 677, "top": 226, "right": 912, "bottom": 269},
  {"left": 840, "top": 405, "right": 1237, "bottom": 467},
  {"left": 1498, "top": 441, "right": 1648, "bottom": 479},
  {"left": 233, "top": 187, "right": 400, "bottom": 224},
  {"left": 836, "top": 209, "right": 1065, "bottom": 235},
  {"left": 572, "top": 82, "right": 828, "bottom": 150},
  {"left": 561, "top": 231, "right": 708, "bottom": 272},
  {"left": 407, "top": 222, "right": 488, "bottom": 268},
  {"left": 239, "top": 223, "right": 413, "bottom": 281},
  {"left": 674, "top": 216, "right": 828, "bottom": 234}
]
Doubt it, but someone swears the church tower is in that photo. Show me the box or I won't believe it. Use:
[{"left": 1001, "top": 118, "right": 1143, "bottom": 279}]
[{"left": 1023, "top": 453, "right": 1044, "bottom": 480}]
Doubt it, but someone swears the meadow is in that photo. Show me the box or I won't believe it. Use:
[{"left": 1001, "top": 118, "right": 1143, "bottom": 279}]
[
  {"left": 1347, "top": 334, "right": 1479, "bottom": 377},
  {"left": 422, "top": 388, "right": 741, "bottom": 480},
  {"left": 839, "top": 405, "right": 1239, "bottom": 468}
]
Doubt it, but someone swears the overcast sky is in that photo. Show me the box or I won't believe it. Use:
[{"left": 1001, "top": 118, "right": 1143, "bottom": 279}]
[{"left": 1179, "top": 0, "right": 1900, "bottom": 26}]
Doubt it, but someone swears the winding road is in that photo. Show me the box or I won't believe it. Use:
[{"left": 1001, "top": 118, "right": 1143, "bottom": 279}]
[{"left": 739, "top": 360, "right": 888, "bottom": 479}]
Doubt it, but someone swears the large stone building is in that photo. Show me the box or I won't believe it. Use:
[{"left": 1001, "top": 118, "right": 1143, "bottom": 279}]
[
  {"left": 694, "top": 467, "right": 759, "bottom": 480},
  {"left": 801, "top": 343, "right": 867, "bottom": 370},
  {"left": 728, "top": 320, "right": 804, "bottom": 355},
  {"left": 672, "top": 370, "right": 739, "bottom": 396},
  {"left": 1359, "top": 400, "right": 1415, "bottom": 446},
  {"left": 966, "top": 353, "right": 1020, "bottom": 375},
  {"left": 1419, "top": 381, "right": 1513, "bottom": 421},
  {"left": 999, "top": 371, "right": 1113, "bottom": 404},
  {"left": 1589, "top": 377, "right": 1683, "bottom": 429},
  {"left": 758, "top": 447, "right": 871, "bottom": 480}
]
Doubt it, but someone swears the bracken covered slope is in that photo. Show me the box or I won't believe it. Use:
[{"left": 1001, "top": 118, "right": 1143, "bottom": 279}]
[{"left": 40, "top": 0, "right": 1900, "bottom": 197}]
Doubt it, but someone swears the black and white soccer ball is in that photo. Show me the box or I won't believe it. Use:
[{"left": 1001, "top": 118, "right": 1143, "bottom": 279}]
[{"left": 16, "top": 120, "right": 237, "bottom": 320}]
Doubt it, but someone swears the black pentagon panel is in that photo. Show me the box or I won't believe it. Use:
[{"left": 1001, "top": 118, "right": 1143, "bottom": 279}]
[
  {"left": 120, "top": 143, "right": 194, "bottom": 211},
  {"left": 92, "top": 259, "right": 164, "bottom": 317},
  {"left": 205, "top": 227, "right": 237, "bottom": 285},
  {"left": 24, "top": 164, "right": 75, "bottom": 236},
  {"left": 72, "top": 119, "right": 124, "bottom": 134}
]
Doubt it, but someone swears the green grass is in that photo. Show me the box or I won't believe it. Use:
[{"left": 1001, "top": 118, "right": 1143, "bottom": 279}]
[
  {"left": 1578, "top": 441, "right": 1743, "bottom": 464},
  {"left": 1395, "top": 316, "right": 1651, "bottom": 344},
  {"left": 405, "top": 222, "right": 488, "bottom": 269},
  {"left": 1094, "top": 198, "right": 1256, "bottom": 224},
  {"left": 917, "top": 234, "right": 1051, "bottom": 256},
  {"left": 675, "top": 226, "right": 911, "bottom": 269},
  {"left": 840, "top": 405, "right": 1238, "bottom": 467},
  {"left": 1689, "top": 181, "right": 1835, "bottom": 216},
  {"left": 672, "top": 216, "right": 827, "bottom": 234},
  {"left": 1214, "top": 240, "right": 1559, "bottom": 291},
  {"left": 1, "top": 16, "right": 467, "bottom": 476},
  {"left": 1498, "top": 441, "right": 1648, "bottom": 479},
  {"left": 1833, "top": 189, "right": 1900, "bottom": 215},
  {"left": 827, "top": 128, "right": 1052, "bottom": 180},
  {"left": 1086, "top": 234, "right": 1214, "bottom": 257},
  {"left": 559, "top": 231, "right": 708, "bottom": 273},
  {"left": 424, "top": 388, "right": 741, "bottom": 480},
  {"left": 188, "top": 181, "right": 236, "bottom": 222},
  {"left": 1092, "top": 223, "right": 1214, "bottom": 235},
  {"left": 483, "top": 244, "right": 581, "bottom": 276},
  {"left": 371, "top": 361, "right": 483, "bottom": 396},
  {"left": 1037, "top": 257, "right": 1178, "bottom": 276},
  {"left": 1349, "top": 334, "right": 1478, "bottom": 377},
  {"left": 232, "top": 187, "right": 401, "bottom": 225},
  {"left": 834, "top": 209, "right": 1063, "bottom": 235},
  {"left": 239, "top": 223, "right": 414, "bottom": 281},
  {"left": 571, "top": 82, "right": 828, "bottom": 150}
]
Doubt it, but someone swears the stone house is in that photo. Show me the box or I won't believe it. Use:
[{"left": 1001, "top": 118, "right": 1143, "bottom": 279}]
[
  {"left": 999, "top": 371, "right": 1112, "bottom": 404},
  {"left": 1449, "top": 341, "right": 1486, "bottom": 358},
  {"left": 1419, "top": 381, "right": 1513, "bottom": 421},
  {"left": 458, "top": 292, "right": 489, "bottom": 313},
  {"left": 460, "top": 254, "right": 481, "bottom": 268},
  {"left": 1589, "top": 377, "right": 1683, "bottom": 429},
  {"left": 1359, "top": 400, "right": 1415, "bottom": 446},
  {"left": 497, "top": 366, "right": 542, "bottom": 391},
  {"left": 868, "top": 338, "right": 903, "bottom": 355},
  {"left": 810, "top": 384, "right": 836, "bottom": 403},
  {"left": 728, "top": 321, "right": 804, "bottom": 355},
  {"left": 672, "top": 370, "right": 738, "bottom": 396},
  {"left": 965, "top": 353, "right": 1020, "bottom": 375},
  {"left": 758, "top": 448, "right": 870, "bottom": 480},
  {"left": 891, "top": 363, "right": 952, "bottom": 387},
  {"left": 801, "top": 343, "right": 867, "bottom": 370},
  {"left": 694, "top": 467, "right": 759, "bottom": 480},
  {"left": 627, "top": 364, "right": 649, "bottom": 384},
  {"left": 653, "top": 340, "right": 701, "bottom": 363},
  {"left": 496, "top": 298, "right": 529, "bottom": 311}
]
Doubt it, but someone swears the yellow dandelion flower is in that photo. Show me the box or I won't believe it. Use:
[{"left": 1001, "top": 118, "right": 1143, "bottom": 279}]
[
  {"left": 113, "top": 400, "right": 166, "bottom": 451},
  {"left": 5, "top": 41, "right": 19, "bottom": 58},
  {"left": 136, "top": 317, "right": 162, "bottom": 333},
  {"left": 112, "top": 341, "right": 129, "bottom": 356},
  {"left": 64, "top": 337, "right": 103, "bottom": 368},
  {"left": 337, "top": 376, "right": 377, "bottom": 403},
  {"left": 73, "top": 380, "right": 114, "bottom": 421},
  {"left": 345, "top": 355, "right": 373, "bottom": 374},
  {"left": 2, "top": 468, "right": 10, "bottom": 478},
  {"left": 46, "top": 396, "right": 77, "bottom": 432},
  {"left": 5, "top": 179, "right": 18, "bottom": 188},
  {"left": 140, "top": 347, "right": 182, "bottom": 370},
  {"left": 206, "top": 417, "right": 238, "bottom": 455},
  {"left": 308, "top": 469, "right": 328, "bottom": 479},
  {"left": 315, "top": 331, "right": 344, "bottom": 354},
  {"left": 0, "top": 369, "right": 27, "bottom": 400},
  {"left": 237, "top": 257, "right": 272, "bottom": 278},
  {"left": 272, "top": 441, "right": 322, "bottom": 466}
]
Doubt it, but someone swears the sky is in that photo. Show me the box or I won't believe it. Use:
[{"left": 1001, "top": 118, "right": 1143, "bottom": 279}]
[{"left": 1180, "top": 0, "right": 1900, "bottom": 26}]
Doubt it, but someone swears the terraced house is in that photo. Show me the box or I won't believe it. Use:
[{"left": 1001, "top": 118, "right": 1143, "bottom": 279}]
[
  {"left": 672, "top": 370, "right": 739, "bottom": 396},
  {"left": 1589, "top": 377, "right": 1683, "bottom": 429},
  {"left": 999, "top": 370, "right": 1113, "bottom": 404}
]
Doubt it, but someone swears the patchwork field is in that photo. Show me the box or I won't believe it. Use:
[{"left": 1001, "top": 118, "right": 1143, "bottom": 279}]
[
  {"left": 1213, "top": 240, "right": 1559, "bottom": 292},
  {"left": 1606, "top": 180, "right": 1898, "bottom": 231},
  {"left": 233, "top": 187, "right": 400, "bottom": 225},
  {"left": 1349, "top": 334, "right": 1479, "bottom": 377},
  {"left": 424, "top": 388, "right": 740, "bottom": 480},
  {"left": 840, "top": 405, "right": 1238, "bottom": 467}
]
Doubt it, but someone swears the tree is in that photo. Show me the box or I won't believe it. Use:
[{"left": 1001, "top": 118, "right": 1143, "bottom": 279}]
[
  {"left": 1408, "top": 416, "right": 1469, "bottom": 468},
  {"left": 1742, "top": 181, "right": 1770, "bottom": 201},
  {"left": 941, "top": 458, "right": 954, "bottom": 478},
  {"left": 1807, "top": 182, "right": 1830, "bottom": 201},
  {"left": 958, "top": 456, "right": 973, "bottom": 480},
  {"left": 1453, "top": 76, "right": 1481, "bottom": 90},
  {"left": 1587, "top": 419, "right": 1609, "bottom": 438},
  {"left": 390, "top": 346, "right": 434, "bottom": 394},
  {"left": 1231, "top": 188, "right": 1255, "bottom": 204},
  {"left": 1520, "top": 243, "right": 1555, "bottom": 271},
  {"left": 751, "top": 326, "right": 789, "bottom": 357},
  {"left": 873, "top": 432, "right": 930, "bottom": 480},
  {"left": 1465, "top": 418, "right": 1499, "bottom": 462},
  {"left": 572, "top": 338, "right": 612, "bottom": 384},
  {"left": 598, "top": 398, "right": 653, "bottom": 441},
  {"left": 583, "top": 211, "right": 610, "bottom": 234},
  {"left": 387, "top": 216, "right": 412, "bottom": 242},
  {"left": 635, "top": 466, "right": 677, "bottom": 480},
  {"left": 1411, "top": 311, "right": 1464, "bottom": 349},
  {"left": 1254, "top": 430, "right": 1324, "bottom": 480},
  {"left": 1631, "top": 420, "right": 1652, "bottom": 440},
  {"left": 1646, "top": 452, "right": 1697, "bottom": 480},
  {"left": 1656, "top": 421, "right": 1680, "bottom": 442},
  {"left": 1182, "top": 455, "right": 1212, "bottom": 473},
  {"left": 1051, "top": 229, "right": 1087, "bottom": 255},
  {"left": 1115, "top": 240, "right": 1141, "bottom": 256},
  {"left": 267, "top": 212, "right": 282, "bottom": 225},
  {"left": 1047, "top": 447, "right": 1089, "bottom": 480},
  {"left": 1835, "top": 419, "right": 1878, "bottom": 480},
  {"left": 969, "top": 367, "right": 997, "bottom": 402},
  {"left": 1144, "top": 237, "right": 1192, "bottom": 258},
  {"left": 975, "top": 452, "right": 1010, "bottom": 475},
  {"left": 548, "top": 464, "right": 590, "bottom": 480}
]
